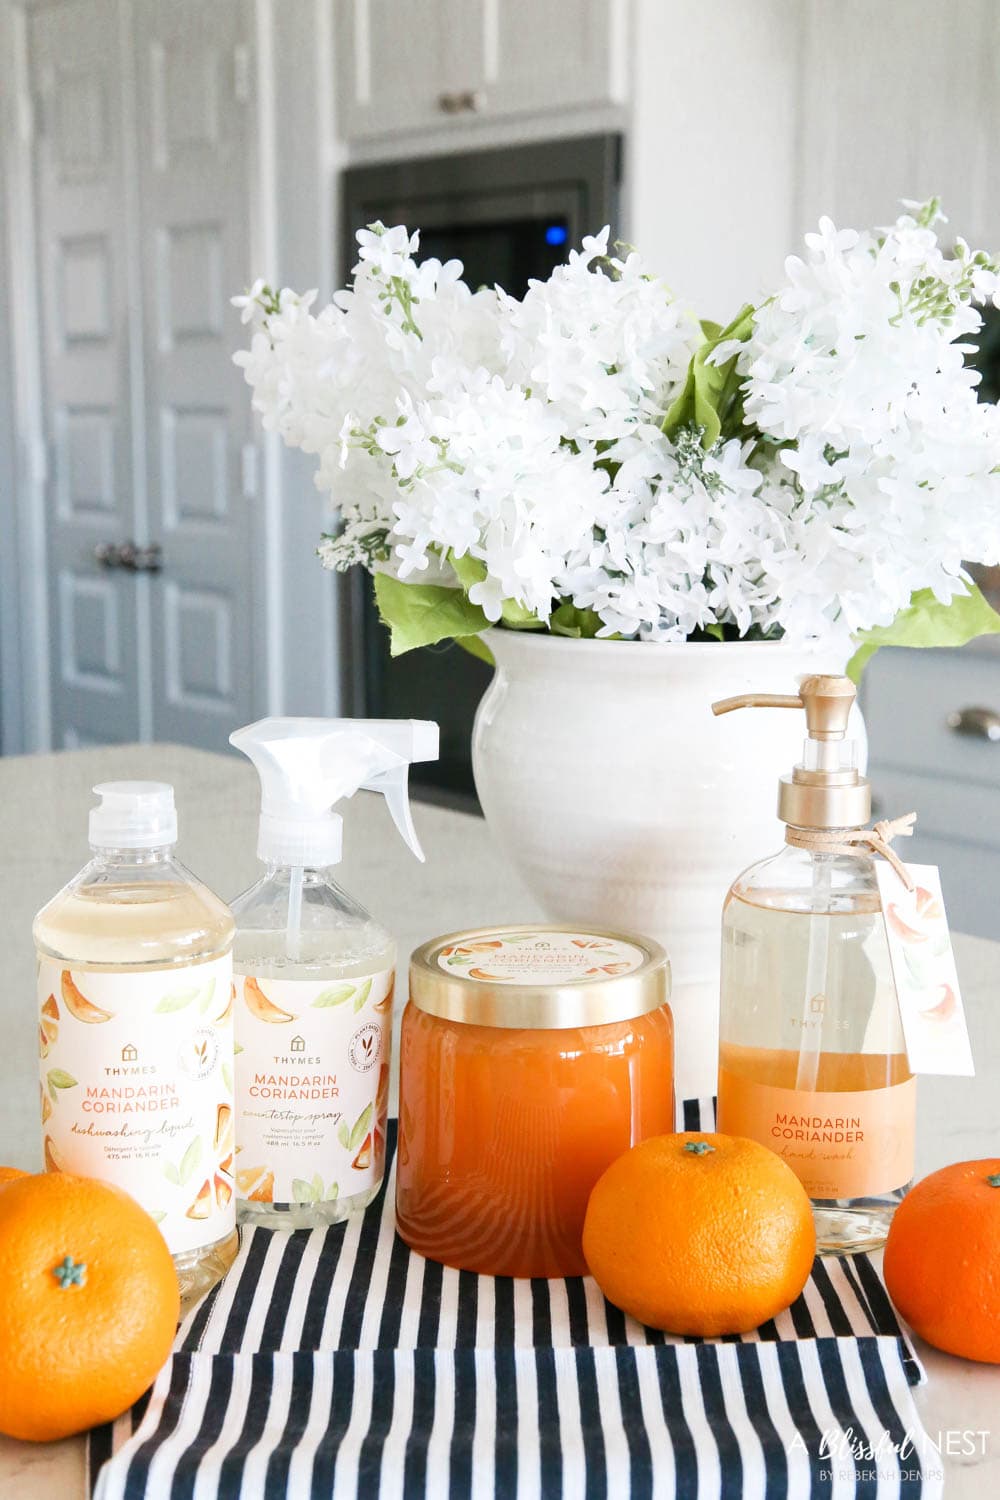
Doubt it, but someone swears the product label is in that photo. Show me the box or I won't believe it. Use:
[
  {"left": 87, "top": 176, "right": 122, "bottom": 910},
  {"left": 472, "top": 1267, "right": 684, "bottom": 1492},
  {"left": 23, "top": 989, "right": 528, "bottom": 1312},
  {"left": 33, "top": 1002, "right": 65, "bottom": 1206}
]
[
  {"left": 436, "top": 930, "right": 645, "bottom": 984},
  {"left": 234, "top": 968, "right": 393, "bottom": 1205},
  {"left": 37, "top": 956, "right": 236, "bottom": 1256},
  {"left": 875, "top": 862, "right": 975, "bottom": 1076},
  {"left": 717, "top": 1071, "right": 916, "bottom": 1199}
]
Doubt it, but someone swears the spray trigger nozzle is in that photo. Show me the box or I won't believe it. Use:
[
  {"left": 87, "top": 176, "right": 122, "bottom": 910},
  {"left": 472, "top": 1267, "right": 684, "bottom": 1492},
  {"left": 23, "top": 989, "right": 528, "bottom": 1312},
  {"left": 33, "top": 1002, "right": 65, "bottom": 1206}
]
[{"left": 230, "top": 717, "right": 439, "bottom": 867}]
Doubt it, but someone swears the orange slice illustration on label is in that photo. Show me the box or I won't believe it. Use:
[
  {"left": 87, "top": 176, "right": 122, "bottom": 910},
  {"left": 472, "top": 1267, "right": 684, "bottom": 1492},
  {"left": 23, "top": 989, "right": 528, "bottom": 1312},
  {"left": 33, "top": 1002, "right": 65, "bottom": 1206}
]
[
  {"left": 373, "top": 976, "right": 395, "bottom": 1015},
  {"left": 214, "top": 1102, "right": 235, "bottom": 1158},
  {"left": 218, "top": 1151, "right": 234, "bottom": 1177},
  {"left": 213, "top": 1173, "right": 233, "bottom": 1210},
  {"left": 375, "top": 1062, "right": 390, "bottom": 1118},
  {"left": 351, "top": 1134, "right": 373, "bottom": 1171},
  {"left": 43, "top": 1135, "right": 65, "bottom": 1173},
  {"left": 214, "top": 982, "right": 236, "bottom": 1026},
  {"left": 185, "top": 1179, "right": 212, "bottom": 1220},
  {"left": 917, "top": 983, "right": 957, "bottom": 1022},
  {"left": 40, "top": 1083, "right": 53, "bottom": 1125},
  {"left": 236, "top": 1165, "right": 274, "bottom": 1202},
  {"left": 61, "top": 970, "right": 113, "bottom": 1023},
  {"left": 39, "top": 1024, "right": 54, "bottom": 1060},
  {"left": 242, "top": 976, "right": 296, "bottom": 1024},
  {"left": 41, "top": 994, "right": 60, "bottom": 1022},
  {"left": 886, "top": 888, "right": 945, "bottom": 945},
  {"left": 468, "top": 967, "right": 505, "bottom": 980}
]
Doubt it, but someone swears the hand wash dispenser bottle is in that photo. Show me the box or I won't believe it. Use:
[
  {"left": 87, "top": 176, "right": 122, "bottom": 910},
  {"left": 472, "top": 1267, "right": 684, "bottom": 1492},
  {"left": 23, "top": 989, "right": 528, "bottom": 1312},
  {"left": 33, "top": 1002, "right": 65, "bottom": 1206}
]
[
  {"left": 33, "top": 782, "right": 238, "bottom": 1307},
  {"left": 229, "top": 716, "right": 438, "bottom": 1229},
  {"left": 713, "top": 676, "right": 916, "bottom": 1255}
]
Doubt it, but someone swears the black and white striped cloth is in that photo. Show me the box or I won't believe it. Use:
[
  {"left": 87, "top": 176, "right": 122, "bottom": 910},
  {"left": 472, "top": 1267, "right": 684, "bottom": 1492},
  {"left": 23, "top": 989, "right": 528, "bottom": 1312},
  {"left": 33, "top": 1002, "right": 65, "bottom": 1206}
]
[{"left": 89, "top": 1105, "right": 944, "bottom": 1500}]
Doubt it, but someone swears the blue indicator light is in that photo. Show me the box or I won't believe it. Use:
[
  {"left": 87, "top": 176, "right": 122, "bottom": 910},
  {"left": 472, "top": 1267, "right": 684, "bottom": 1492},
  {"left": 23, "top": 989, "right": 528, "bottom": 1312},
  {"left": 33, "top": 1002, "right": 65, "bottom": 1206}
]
[{"left": 544, "top": 224, "right": 568, "bottom": 246}]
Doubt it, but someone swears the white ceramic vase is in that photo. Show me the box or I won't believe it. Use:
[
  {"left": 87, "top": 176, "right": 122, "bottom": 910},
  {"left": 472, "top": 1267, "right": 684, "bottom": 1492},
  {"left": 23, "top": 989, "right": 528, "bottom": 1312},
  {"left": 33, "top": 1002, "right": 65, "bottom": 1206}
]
[{"left": 472, "top": 629, "right": 863, "bottom": 1101}]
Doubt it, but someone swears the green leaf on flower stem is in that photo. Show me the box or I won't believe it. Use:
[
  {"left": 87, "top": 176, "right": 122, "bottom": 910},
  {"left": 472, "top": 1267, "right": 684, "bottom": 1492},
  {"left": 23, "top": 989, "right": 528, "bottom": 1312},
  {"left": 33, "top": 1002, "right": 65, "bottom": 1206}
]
[
  {"left": 455, "top": 633, "right": 495, "bottom": 665},
  {"left": 374, "top": 572, "right": 489, "bottom": 656},
  {"left": 846, "top": 584, "right": 1000, "bottom": 682},
  {"left": 662, "top": 306, "right": 756, "bottom": 449},
  {"left": 449, "top": 550, "right": 543, "bottom": 631},
  {"left": 548, "top": 602, "right": 606, "bottom": 638}
]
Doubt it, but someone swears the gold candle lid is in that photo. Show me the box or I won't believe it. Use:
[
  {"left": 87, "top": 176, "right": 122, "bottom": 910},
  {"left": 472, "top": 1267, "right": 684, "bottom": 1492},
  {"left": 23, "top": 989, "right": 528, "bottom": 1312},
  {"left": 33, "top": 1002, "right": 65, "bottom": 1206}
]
[{"left": 409, "top": 924, "right": 671, "bottom": 1030}]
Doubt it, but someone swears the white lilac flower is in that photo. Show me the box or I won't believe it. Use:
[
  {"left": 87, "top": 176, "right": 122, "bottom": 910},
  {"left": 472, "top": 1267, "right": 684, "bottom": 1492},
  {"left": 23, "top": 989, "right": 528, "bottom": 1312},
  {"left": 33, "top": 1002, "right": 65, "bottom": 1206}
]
[{"left": 234, "top": 210, "right": 1000, "bottom": 650}]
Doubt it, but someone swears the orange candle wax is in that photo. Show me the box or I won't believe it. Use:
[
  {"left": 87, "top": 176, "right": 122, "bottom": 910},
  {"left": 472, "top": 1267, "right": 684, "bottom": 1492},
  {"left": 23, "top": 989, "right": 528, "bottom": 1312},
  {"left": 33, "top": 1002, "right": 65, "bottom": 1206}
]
[{"left": 396, "top": 926, "right": 674, "bottom": 1278}]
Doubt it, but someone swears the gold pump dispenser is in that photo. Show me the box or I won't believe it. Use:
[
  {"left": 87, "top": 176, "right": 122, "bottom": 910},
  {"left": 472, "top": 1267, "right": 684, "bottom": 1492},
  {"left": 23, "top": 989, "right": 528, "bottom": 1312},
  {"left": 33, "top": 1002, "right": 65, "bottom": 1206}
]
[{"left": 712, "top": 674, "right": 871, "bottom": 830}]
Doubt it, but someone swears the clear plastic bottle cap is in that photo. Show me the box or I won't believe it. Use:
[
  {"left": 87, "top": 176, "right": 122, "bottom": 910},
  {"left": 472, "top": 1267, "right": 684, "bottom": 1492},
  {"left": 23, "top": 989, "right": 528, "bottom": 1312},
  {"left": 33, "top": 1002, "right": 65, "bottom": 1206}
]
[{"left": 89, "top": 782, "right": 178, "bottom": 849}]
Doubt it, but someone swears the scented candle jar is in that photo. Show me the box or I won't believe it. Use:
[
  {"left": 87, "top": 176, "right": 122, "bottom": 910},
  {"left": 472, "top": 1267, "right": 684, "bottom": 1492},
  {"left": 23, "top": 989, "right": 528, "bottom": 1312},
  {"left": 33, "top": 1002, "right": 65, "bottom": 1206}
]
[{"left": 396, "top": 925, "right": 673, "bottom": 1278}]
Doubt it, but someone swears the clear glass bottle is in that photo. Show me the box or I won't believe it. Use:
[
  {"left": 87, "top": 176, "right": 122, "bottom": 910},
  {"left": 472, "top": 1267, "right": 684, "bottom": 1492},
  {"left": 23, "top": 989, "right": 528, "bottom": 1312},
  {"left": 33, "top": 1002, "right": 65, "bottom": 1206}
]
[
  {"left": 228, "top": 716, "right": 437, "bottom": 1231},
  {"left": 232, "top": 867, "right": 395, "bottom": 1229},
  {"left": 713, "top": 677, "right": 916, "bottom": 1254},
  {"left": 718, "top": 843, "right": 914, "bottom": 1254},
  {"left": 33, "top": 783, "right": 238, "bottom": 1308}
]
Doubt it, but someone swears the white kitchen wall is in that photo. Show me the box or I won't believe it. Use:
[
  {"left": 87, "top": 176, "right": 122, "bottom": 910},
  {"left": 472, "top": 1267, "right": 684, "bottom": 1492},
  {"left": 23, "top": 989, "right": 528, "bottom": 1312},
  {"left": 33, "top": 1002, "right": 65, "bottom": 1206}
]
[
  {"left": 630, "top": 0, "right": 802, "bottom": 317},
  {"left": 0, "top": 115, "right": 22, "bottom": 754},
  {"left": 799, "top": 0, "right": 998, "bottom": 249}
]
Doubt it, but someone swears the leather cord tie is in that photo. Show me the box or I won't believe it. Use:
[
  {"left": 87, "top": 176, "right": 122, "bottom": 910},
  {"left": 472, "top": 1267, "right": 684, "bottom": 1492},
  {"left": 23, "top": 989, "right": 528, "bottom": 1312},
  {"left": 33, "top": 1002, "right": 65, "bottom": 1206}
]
[{"left": 785, "top": 812, "right": 917, "bottom": 892}]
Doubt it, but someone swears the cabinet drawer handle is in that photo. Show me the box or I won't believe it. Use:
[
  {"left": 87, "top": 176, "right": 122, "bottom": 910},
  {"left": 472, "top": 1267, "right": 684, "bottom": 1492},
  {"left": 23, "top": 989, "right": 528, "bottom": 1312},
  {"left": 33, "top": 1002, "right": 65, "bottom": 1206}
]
[{"left": 946, "top": 706, "right": 1000, "bottom": 741}]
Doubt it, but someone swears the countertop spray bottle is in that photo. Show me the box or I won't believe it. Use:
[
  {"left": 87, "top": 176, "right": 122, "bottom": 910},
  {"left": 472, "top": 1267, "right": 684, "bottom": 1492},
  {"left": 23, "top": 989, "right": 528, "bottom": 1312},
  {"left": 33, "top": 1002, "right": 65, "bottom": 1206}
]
[
  {"left": 229, "top": 717, "right": 439, "bottom": 1229},
  {"left": 713, "top": 675, "right": 917, "bottom": 1255},
  {"left": 33, "top": 782, "right": 238, "bottom": 1307}
]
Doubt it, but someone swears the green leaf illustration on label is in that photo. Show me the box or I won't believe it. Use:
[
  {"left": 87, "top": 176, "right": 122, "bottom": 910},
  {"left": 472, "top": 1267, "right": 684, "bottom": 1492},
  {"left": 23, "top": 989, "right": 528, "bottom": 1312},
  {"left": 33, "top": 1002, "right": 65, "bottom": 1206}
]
[
  {"left": 349, "top": 1103, "right": 373, "bottom": 1152},
  {"left": 179, "top": 1136, "right": 203, "bottom": 1186},
  {"left": 328, "top": 1182, "right": 339, "bottom": 1201},
  {"left": 337, "top": 1119, "right": 351, "bottom": 1150},
  {"left": 904, "top": 948, "right": 931, "bottom": 986},
  {"left": 163, "top": 1162, "right": 181, "bottom": 1186},
  {"left": 46, "top": 1068, "right": 78, "bottom": 1102},
  {"left": 292, "top": 1177, "right": 317, "bottom": 1203},
  {"left": 155, "top": 987, "right": 199, "bottom": 1014},
  {"left": 311, "top": 1173, "right": 324, "bottom": 1200},
  {"left": 353, "top": 978, "right": 373, "bottom": 1013},
  {"left": 149, "top": 1210, "right": 167, "bottom": 1224},
  {"left": 312, "top": 983, "right": 355, "bottom": 1008}
]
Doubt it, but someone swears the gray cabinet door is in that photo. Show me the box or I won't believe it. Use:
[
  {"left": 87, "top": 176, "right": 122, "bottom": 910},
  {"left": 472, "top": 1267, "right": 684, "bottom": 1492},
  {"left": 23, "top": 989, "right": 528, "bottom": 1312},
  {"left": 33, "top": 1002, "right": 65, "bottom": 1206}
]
[
  {"left": 30, "top": 0, "right": 142, "bottom": 749},
  {"left": 133, "top": 0, "right": 258, "bottom": 752},
  {"left": 27, "top": 0, "right": 259, "bottom": 754}
]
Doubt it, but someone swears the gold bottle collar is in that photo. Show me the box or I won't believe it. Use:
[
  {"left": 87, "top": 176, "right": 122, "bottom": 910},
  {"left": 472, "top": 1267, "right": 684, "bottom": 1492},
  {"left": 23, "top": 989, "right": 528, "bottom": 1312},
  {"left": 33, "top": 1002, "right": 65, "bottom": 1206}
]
[{"left": 409, "top": 924, "right": 671, "bottom": 1029}]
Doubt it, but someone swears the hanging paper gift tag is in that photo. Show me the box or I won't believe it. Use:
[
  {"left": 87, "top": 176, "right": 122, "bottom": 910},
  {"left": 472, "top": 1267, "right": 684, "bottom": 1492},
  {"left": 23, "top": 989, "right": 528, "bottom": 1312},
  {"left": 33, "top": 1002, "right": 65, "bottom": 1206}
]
[{"left": 875, "top": 862, "right": 974, "bottom": 1076}]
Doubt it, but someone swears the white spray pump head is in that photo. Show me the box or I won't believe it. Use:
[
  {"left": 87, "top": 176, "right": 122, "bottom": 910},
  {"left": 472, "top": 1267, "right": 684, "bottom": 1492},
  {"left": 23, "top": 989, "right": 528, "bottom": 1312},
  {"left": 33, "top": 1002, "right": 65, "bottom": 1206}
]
[{"left": 230, "top": 717, "right": 439, "bottom": 868}]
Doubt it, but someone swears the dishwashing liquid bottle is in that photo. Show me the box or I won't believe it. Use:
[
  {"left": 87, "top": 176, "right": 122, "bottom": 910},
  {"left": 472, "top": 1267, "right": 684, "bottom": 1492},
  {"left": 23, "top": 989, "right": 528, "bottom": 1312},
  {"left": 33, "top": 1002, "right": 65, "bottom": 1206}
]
[
  {"left": 229, "top": 716, "right": 438, "bottom": 1229},
  {"left": 33, "top": 782, "right": 238, "bottom": 1307},
  {"left": 713, "top": 676, "right": 917, "bottom": 1255}
]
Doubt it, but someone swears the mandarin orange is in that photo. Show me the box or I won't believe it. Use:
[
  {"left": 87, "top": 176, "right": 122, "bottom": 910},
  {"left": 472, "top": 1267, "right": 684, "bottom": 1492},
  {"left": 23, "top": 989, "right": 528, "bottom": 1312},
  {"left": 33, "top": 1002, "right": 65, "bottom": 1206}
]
[
  {"left": 0, "top": 1166, "right": 27, "bottom": 1186},
  {"left": 583, "top": 1132, "right": 815, "bottom": 1335},
  {"left": 884, "top": 1159, "right": 1000, "bottom": 1363},
  {"left": 0, "top": 1172, "right": 179, "bottom": 1441}
]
